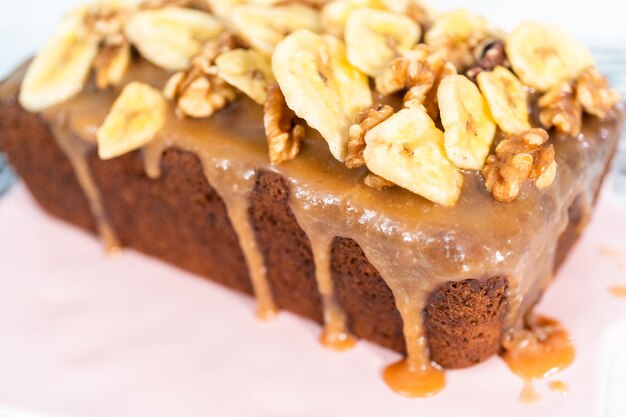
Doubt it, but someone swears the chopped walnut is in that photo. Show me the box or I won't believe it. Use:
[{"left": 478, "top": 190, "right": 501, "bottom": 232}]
[
  {"left": 163, "top": 33, "right": 241, "bottom": 119},
  {"left": 538, "top": 81, "right": 582, "bottom": 137},
  {"left": 576, "top": 67, "right": 621, "bottom": 120},
  {"left": 84, "top": 4, "right": 133, "bottom": 90},
  {"left": 482, "top": 128, "right": 557, "bottom": 203},
  {"left": 375, "top": 45, "right": 455, "bottom": 119},
  {"left": 364, "top": 173, "right": 395, "bottom": 191},
  {"left": 263, "top": 83, "right": 305, "bottom": 164},
  {"left": 346, "top": 104, "right": 394, "bottom": 169},
  {"left": 466, "top": 40, "right": 509, "bottom": 82}
]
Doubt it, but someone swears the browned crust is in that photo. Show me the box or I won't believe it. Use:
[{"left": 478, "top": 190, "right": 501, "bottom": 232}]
[{"left": 0, "top": 96, "right": 610, "bottom": 369}]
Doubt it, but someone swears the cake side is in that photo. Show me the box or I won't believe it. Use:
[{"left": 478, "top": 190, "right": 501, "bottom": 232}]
[{"left": 0, "top": 90, "right": 617, "bottom": 369}]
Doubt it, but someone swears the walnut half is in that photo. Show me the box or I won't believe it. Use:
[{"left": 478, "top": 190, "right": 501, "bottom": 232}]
[
  {"left": 538, "top": 81, "right": 582, "bottom": 137},
  {"left": 346, "top": 104, "right": 394, "bottom": 169},
  {"left": 482, "top": 128, "right": 557, "bottom": 203},
  {"left": 576, "top": 67, "right": 621, "bottom": 120},
  {"left": 263, "top": 83, "right": 305, "bottom": 165}
]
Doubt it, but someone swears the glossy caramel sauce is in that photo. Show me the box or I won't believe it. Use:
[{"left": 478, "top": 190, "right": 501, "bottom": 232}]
[
  {"left": 502, "top": 315, "right": 575, "bottom": 402},
  {"left": 1, "top": 59, "right": 623, "bottom": 396},
  {"left": 609, "top": 285, "right": 626, "bottom": 298},
  {"left": 549, "top": 380, "right": 569, "bottom": 394}
]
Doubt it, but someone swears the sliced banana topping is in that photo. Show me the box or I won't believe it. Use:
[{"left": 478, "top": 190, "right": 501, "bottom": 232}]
[
  {"left": 125, "top": 7, "right": 223, "bottom": 71},
  {"left": 216, "top": 49, "right": 275, "bottom": 105},
  {"left": 97, "top": 81, "right": 166, "bottom": 160},
  {"left": 272, "top": 30, "right": 372, "bottom": 161},
  {"left": 438, "top": 74, "right": 496, "bottom": 170},
  {"left": 477, "top": 66, "right": 531, "bottom": 134},
  {"left": 424, "top": 9, "right": 492, "bottom": 69},
  {"left": 19, "top": 11, "right": 99, "bottom": 112},
  {"left": 231, "top": 4, "right": 322, "bottom": 55},
  {"left": 363, "top": 105, "right": 464, "bottom": 206},
  {"left": 321, "top": 0, "right": 384, "bottom": 37},
  {"left": 345, "top": 8, "right": 421, "bottom": 77},
  {"left": 505, "top": 21, "right": 594, "bottom": 92}
]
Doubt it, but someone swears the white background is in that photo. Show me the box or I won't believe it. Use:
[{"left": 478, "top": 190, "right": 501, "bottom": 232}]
[{"left": 0, "top": 1, "right": 625, "bottom": 417}]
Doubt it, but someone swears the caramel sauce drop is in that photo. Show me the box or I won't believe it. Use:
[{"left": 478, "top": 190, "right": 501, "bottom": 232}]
[
  {"left": 320, "top": 329, "right": 357, "bottom": 351},
  {"left": 502, "top": 316, "right": 575, "bottom": 380},
  {"left": 609, "top": 285, "right": 626, "bottom": 298},
  {"left": 502, "top": 315, "right": 575, "bottom": 403},
  {"left": 519, "top": 380, "right": 542, "bottom": 404},
  {"left": 383, "top": 359, "right": 445, "bottom": 398},
  {"left": 549, "top": 380, "right": 569, "bottom": 394}
]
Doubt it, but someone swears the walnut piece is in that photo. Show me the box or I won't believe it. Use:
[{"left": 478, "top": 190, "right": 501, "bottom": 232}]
[
  {"left": 163, "top": 33, "right": 240, "bottom": 119},
  {"left": 466, "top": 40, "right": 509, "bottom": 82},
  {"left": 538, "top": 81, "right": 582, "bottom": 137},
  {"left": 84, "top": 3, "right": 132, "bottom": 90},
  {"left": 482, "top": 128, "right": 557, "bottom": 203},
  {"left": 364, "top": 173, "right": 395, "bottom": 191},
  {"left": 576, "top": 67, "right": 621, "bottom": 120},
  {"left": 375, "top": 45, "right": 455, "bottom": 119},
  {"left": 263, "top": 83, "right": 305, "bottom": 164},
  {"left": 346, "top": 104, "right": 394, "bottom": 169}
]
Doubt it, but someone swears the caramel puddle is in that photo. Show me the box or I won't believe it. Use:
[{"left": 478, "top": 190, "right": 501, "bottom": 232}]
[
  {"left": 502, "top": 315, "right": 575, "bottom": 403},
  {"left": 608, "top": 285, "right": 626, "bottom": 298},
  {"left": 383, "top": 359, "right": 445, "bottom": 398}
]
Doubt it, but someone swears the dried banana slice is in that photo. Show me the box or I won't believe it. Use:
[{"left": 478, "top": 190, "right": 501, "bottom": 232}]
[
  {"left": 125, "top": 7, "right": 223, "bottom": 71},
  {"left": 19, "top": 11, "right": 99, "bottom": 112},
  {"left": 97, "top": 82, "right": 166, "bottom": 160},
  {"left": 363, "top": 105, "right": 464, "bottom": 206},
  {"left": 424, "top": 9, "right": 492, "bottom": 69},
  {"left": 477, "top": 66, "right": 531, "bottom": 134},
  {"left": 215, "top": 49, "right": 275, "bottom": 105},
  {"left": 231, "top": 4, "right": 321, "bottom": 55},
  {"left": 345, "top": 8, "right": 421, "bottom": 77},
  {"left": 321, "top": 0, "right": 384, "bottom": 37},
  {"left": 438, "top": 74, "right": 496, "bottom": 170},
  {"left": 272, "top": 30, "right": 372, "bottom": 161},
  {"left": 505, "top": 21, "right": 594, "bottom": 92}
]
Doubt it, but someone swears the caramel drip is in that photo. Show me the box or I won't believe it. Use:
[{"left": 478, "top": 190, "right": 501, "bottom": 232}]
[
  {"left": 502, "top": 315, "right": 575, "bottom": 402},
  {"left": 143, "top": 134, "right": 277, "bottom": 320},
  {"left": 288, "top": 209, "right": 356, "bottom": 350},
  {"left": 519, "top": 380, "right": 542, "bottom": 404},
  {"left": 14, "top": 59, "right": 620, "bottom": 398},
  {"left": 45, "top": 113, "right": 120, "bottom": 254}
]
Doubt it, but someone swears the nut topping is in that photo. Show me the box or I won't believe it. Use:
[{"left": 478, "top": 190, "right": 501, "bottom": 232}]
[
  {"left": 576, "top": 67, "right": 621, "bottom": 120},
  {"left": 364, "top": 173, "right": 395, "bottom": 191},
  {"left": 482, "top": 128, "right": 556, "bottom": 203},
  {"left": 163, "top": 33, "right": 239, "bottom": 118},
  {"left": 538, "top": 81, "right": 582, "bottom": 137},
  {"left": 466, "top": 40, "right": 509, "bottom": 82},
  {"left": 346, "top": 104, "right": 394, "bottom": 169},
  {"left": 263, "top": 83, "right": 305, "bottom": 164}
]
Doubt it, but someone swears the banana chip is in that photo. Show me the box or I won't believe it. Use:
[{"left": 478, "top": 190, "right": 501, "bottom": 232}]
[
  {"left": 345, "top": 8, "right": 420, "bottom": 77},
  {"left": 19, "top": 11, "right": 99, "bottom": 112},
  {"left": 216, "top": 49, "right": 275, "bottom": 104},
  {"left": 125, "top": 7, "right": 223, "bottom": 71},
  {"left": 438, "top": 74, "right": 496, "bottom": 170},
  {"left": 231, "top": 4, "right": 321, "bottom": 55},
  {"left": 363, "top": 105, "right": 464, "bottom": 206},
  {"left": 272, "top": 30, "right": 372, "bottom": 162},
  {"left": 505, "top": 21, "right": 594, "bottom": 92},
  {"left": 477, "top": 66, "right": 531, "bottom": 134},
  {"left": 97, "top": 82, "right": 166, "bottom": 160}
]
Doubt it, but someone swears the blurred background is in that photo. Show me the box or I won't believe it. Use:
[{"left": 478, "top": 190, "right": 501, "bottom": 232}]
[{"left": 0, "top": 1, "right": 624, "bottom": 416}]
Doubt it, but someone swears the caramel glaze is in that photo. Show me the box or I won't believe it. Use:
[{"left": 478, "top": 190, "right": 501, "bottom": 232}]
[{"left": 1, "top": 59, "right": 623, "bottom": 397}]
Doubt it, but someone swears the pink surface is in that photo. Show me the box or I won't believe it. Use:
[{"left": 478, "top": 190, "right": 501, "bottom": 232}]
[{"left": 0, "top": 182, "right": 625, "bottom": 417}]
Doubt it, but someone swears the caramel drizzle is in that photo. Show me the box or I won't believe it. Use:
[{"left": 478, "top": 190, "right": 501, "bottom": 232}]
[
  {"left": 46, "top": 115, "right": 121, "bottom": 254},
  {"left": 288, "top": 211, "right": 356, "bottom": 350},
  {"left": 142, "top": 135, "right": 278, "bottom": 320}
]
